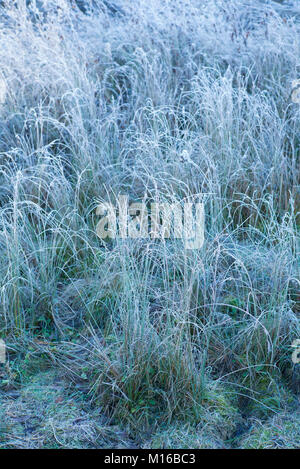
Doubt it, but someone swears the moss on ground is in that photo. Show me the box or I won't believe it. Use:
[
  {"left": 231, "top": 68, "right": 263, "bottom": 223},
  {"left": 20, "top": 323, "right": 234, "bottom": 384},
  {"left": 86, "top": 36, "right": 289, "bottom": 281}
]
[
  {"left": 0, "top": 370, "right": 136, "bottom": 449},
  {"left": 0, "top": 367, "right": 299, "bottom": 448},
  {"left": 238, "top": 410, "right": 300, "bottom": 449}
]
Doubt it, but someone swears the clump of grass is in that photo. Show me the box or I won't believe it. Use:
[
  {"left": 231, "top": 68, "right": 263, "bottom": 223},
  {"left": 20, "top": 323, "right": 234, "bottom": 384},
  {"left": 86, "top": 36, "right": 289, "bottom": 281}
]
[{"left": 87, "top": 244, "right": 206, "bottom": 430}]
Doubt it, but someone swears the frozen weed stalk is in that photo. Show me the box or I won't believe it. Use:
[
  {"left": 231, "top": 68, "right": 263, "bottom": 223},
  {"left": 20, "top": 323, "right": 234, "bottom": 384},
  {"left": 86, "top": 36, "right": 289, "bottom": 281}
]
[{"left": 95, "top": 195, "right": 205, "bottom": 249}]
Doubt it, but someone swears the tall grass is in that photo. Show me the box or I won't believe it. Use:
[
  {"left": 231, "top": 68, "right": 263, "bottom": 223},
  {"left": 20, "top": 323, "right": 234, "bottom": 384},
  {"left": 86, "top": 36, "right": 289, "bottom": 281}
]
[{"left": 0, "top": 0, "right": 299, "bottom": 445}]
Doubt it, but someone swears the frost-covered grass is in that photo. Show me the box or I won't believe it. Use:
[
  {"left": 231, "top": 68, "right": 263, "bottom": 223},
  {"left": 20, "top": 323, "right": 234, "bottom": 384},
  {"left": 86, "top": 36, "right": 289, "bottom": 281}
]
[{"left": 0, "top": 0, "right": 299, "bottom": 449}]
